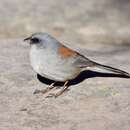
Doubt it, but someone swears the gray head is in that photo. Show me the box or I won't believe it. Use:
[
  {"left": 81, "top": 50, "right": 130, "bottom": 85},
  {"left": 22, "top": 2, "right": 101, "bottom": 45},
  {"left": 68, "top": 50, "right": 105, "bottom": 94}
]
[{"left": 24, "top": 32, "right": 60, "bottom": 48}]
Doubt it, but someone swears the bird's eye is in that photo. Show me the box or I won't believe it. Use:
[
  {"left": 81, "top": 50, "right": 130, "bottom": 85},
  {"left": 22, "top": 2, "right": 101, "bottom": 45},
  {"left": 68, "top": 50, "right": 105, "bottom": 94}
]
[{"left": 31, "top": 38, "right": 40, "bottom": 43}]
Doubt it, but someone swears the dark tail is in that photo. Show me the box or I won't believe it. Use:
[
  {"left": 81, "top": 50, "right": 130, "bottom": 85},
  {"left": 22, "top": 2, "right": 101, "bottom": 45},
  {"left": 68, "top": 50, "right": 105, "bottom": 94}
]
[{"left": 92, "top": 61, "right": 130, "bottom": 78}]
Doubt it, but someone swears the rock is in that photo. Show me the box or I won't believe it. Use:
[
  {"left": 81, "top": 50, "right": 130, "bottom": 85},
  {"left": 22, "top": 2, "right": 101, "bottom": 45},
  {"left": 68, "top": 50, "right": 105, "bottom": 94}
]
[{"left": 0, "top": 39, "right": 130, "bottom": 130}]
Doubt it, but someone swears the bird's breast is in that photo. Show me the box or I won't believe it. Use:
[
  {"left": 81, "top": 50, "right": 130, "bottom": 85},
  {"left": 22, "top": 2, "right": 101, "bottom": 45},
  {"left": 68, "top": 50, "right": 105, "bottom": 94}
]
[{"left": 30, "top": 46, "right": 81, "bottom": 81}]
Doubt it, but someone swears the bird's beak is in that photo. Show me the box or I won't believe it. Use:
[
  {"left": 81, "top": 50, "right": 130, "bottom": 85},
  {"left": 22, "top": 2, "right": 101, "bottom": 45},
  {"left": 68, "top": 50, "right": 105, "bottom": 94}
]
[{"left": 24, "top": 37, "right": 31, "bottom": 41}]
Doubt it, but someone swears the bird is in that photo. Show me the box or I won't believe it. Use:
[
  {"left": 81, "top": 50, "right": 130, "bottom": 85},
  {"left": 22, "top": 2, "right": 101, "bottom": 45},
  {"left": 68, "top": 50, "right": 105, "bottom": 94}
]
[{"left": 24, "top": 32, "right": 130, "bottom": 97}]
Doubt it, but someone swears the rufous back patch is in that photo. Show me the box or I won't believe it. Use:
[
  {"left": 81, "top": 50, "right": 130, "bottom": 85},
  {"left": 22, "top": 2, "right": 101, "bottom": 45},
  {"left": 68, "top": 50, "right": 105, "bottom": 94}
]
[{"left": 58, "top": 44, "right": 77, "bottom": 57}]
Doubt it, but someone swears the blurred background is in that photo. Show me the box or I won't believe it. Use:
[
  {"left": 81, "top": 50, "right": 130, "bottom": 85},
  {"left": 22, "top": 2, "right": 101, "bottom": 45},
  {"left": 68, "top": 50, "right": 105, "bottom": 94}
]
[{"left": 0, "top": 0, "right": 130, "bottom": 45}]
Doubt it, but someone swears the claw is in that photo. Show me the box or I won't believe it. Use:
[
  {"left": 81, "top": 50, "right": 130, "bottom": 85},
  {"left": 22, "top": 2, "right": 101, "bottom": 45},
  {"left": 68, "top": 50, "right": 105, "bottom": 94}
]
[
  {"left": 45, "top": 93, "right": 57, "bottom": 98},
  {"left": 33, "top": 89, "right": 41, "bottom": 94},
  {"left": 33, "top": 83, "right": 56, "bottom": 95}
]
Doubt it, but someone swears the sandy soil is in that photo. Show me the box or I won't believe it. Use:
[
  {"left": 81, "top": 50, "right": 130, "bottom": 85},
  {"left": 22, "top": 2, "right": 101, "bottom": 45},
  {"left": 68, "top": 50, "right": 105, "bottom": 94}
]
[
  {"left": 0, "top": 0, "right": 130, "bottom": 129},
  {"left": 0, "top": 39, "right": 130, "bottom": 130}
]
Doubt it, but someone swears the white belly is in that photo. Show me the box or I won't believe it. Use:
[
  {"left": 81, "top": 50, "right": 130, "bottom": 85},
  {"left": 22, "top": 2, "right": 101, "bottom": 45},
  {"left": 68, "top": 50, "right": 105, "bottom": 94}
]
[{"left": 30, "top": 46, "right": 81, "bottom": 81}]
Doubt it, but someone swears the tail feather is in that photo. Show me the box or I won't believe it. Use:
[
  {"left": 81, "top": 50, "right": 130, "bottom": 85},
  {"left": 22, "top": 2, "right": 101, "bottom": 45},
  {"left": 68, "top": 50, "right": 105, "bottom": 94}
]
[{"left": 92, "top": 62, "right": 130, "bottom": 78}]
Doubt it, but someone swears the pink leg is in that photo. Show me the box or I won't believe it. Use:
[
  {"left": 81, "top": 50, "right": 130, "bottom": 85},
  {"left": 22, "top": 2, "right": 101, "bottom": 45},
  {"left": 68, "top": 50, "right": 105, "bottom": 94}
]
[
  {"left": 46, "top": 81, "right": 69, "bottom": 98},
  {"left": 33, "top": 82, "right": 55, "bottom": 94}
]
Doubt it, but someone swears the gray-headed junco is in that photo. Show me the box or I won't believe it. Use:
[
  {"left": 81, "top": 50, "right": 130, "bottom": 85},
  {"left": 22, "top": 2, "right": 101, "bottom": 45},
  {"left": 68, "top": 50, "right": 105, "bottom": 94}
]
[{"left": 24, "top": 32, "right": 130, "bottom": 97}]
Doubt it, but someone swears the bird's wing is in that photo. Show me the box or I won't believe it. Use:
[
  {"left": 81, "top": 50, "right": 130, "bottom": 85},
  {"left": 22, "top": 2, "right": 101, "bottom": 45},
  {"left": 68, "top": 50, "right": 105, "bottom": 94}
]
[
  {"left": 73, "top": 53, "right": 130, "bottom": 77},
  {"left": 73, "top": 53, "right": 95, "bottom": 68},
  {"left": 58, "top": 43, "right": 96, "bottom": 68}
]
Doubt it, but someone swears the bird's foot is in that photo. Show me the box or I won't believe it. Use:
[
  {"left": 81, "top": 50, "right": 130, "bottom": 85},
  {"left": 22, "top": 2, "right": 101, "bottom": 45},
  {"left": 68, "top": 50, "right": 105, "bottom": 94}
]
[
  {"left": 33, "top": 89, "right": 42, "bottom": 94},
  {"left": 45, "top": 93, "right": 58, "bottom": 98},
  {"left": 33, "top": 83, "right": 56, "bottom": 95}
]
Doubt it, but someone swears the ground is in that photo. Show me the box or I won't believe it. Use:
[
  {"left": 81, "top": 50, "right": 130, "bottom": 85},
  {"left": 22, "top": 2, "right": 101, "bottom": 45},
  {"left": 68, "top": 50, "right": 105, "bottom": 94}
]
[
  {"left": 0, "top": 39, "right": 130, "bottom": 130},
  {"left": 0, "top": 0, "right": 130, "bottom": 129}
]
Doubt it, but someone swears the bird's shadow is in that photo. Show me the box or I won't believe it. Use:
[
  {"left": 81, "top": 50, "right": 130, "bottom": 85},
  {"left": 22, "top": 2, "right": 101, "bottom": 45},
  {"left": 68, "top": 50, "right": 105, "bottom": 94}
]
[{"left": 37, "top": 70, "right": 130, "bottom": 87}]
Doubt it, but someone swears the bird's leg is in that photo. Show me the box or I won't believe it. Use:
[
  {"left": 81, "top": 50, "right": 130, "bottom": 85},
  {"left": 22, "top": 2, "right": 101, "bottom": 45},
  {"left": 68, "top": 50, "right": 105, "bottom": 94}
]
[
  {"left": 55, "top": 81, "right": 69, "bottom": 97},
  {"left": 33, "top": 82, "right": 56, "bottom": 94},
  {"left": 46, "top": 81, "right": 69, "bottom": 98}
]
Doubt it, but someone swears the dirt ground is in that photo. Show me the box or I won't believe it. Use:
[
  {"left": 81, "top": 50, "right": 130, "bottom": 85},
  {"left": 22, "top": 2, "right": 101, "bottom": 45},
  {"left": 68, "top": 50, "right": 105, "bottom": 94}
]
[
  {"left": 0, "top": 0, "right": 130, "bottom": 130},
  {"left": 0, "top": 39, "right": 130, "bottom": 130}
]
